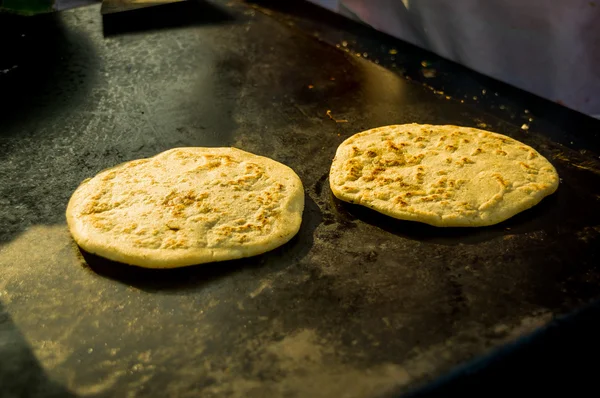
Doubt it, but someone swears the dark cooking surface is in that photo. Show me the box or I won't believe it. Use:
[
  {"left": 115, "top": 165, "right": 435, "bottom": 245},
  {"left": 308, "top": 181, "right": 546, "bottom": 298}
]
[{"left": 1, "top": 1, "right": 600, "bottom": 396}]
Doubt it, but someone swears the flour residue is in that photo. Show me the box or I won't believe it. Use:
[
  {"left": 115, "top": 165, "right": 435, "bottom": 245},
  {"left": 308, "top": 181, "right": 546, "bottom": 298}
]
[{"left": 200, "top": 329, "right": 411, "bottom": 398}]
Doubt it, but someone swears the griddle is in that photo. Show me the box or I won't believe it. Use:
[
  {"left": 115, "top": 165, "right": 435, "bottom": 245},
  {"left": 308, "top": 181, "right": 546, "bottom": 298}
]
[{"left": 1, "top": 0, "right": 600, "bottom": 396}]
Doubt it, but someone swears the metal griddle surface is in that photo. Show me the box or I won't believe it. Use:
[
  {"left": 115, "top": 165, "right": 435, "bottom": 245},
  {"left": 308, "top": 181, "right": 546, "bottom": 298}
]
[{"left": 1, "top": 1, "right": 600, "bottom": 396}]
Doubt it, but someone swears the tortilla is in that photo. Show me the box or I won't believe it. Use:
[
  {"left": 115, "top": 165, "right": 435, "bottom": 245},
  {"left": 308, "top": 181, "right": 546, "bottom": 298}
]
[
  {"left": 329, "top": 124, "right": 558, "bottom": 227},
  {"left": 67, "top": 147, "right": 304, "bottom": 268}
]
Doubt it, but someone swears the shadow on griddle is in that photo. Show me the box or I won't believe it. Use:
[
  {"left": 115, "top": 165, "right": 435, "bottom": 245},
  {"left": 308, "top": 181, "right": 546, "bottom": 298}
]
[
  {"left": 102, "top": 0, "right": 237, "bottom": 37},
  {"left": 79, "top": 242, "right": 282, "bottom": 290},
  {"left": 0, "top": 12, "right": 98, "bottom": 142},
  {"left": 79, "top": 195, "right": 321, "bottom": 291},
  {"left": 0, "top": 302, "right": 76, "bottom": 397},
  {"left": 330, "top": 191, "right": 560, "bottom": 246}
]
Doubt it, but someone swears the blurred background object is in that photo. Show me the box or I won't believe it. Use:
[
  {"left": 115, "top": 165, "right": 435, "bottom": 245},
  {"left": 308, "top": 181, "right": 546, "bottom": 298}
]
[
  {"left": 0, "top": 0, "right": 55, "bottom": 14},
  {"left": 100, "top": 0, "right": 186, "bottom": 15},
  {"left": 0, "top": 0, "right": 185, "bottom": 14},
  {"left": 307, "top": 0, "right": 600, "bottom": 119},
  {"left": 0, "top": 0, "right": 97, "bottom": 14}
]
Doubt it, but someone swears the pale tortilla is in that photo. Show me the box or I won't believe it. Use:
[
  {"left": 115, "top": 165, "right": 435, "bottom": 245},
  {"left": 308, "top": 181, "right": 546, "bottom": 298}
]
[
  {"left": 329, "top": 124, "right": 559, "bottom": 227},
  {"left": 67, "top": 147, "right": 304, "bottom": 268}
]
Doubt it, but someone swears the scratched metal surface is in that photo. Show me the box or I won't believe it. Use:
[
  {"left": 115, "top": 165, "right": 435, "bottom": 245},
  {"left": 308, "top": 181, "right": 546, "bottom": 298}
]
[{"left": 1, "top": 1, "right": 600, "bottom": 397}]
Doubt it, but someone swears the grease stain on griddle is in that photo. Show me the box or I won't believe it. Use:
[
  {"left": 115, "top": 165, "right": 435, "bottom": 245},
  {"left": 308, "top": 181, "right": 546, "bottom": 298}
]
[{"left": 553, "top": 152, "right": 600, "bottom": 176}]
